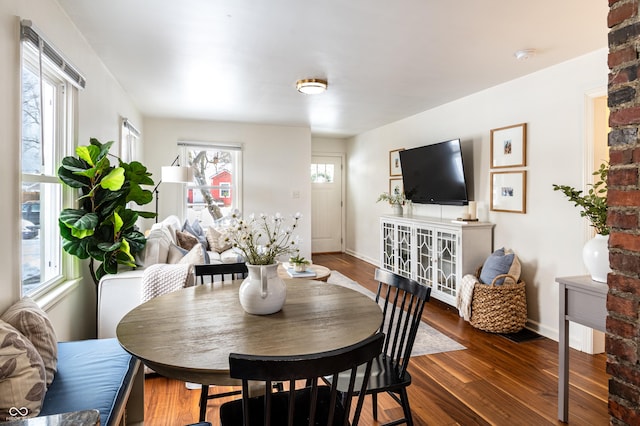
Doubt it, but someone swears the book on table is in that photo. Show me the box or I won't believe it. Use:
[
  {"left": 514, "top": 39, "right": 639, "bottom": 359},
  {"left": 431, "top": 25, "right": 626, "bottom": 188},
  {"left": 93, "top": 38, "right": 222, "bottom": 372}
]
[{"left": 286, "top": 268, "right": 317, "bottom": 278}]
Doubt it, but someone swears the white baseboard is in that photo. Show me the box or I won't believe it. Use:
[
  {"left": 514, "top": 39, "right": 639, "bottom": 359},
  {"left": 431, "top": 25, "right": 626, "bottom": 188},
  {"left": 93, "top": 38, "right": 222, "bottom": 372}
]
[{"left": 343, "top": 249, "right": 378, "bottom": 267}]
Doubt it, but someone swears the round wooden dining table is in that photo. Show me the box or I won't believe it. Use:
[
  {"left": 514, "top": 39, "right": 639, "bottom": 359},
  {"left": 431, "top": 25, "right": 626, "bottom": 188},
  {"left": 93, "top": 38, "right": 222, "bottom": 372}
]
[{"left": 116, "top": 279, "right": 383, "bottom": 386}]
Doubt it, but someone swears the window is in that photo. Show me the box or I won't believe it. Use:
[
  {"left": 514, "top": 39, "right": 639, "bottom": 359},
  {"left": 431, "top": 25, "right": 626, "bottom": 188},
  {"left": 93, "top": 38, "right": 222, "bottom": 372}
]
[
  {"left": 220, "top": 182, "right": 231, "bottom": 198},
  {"left": 311, "top": 163, "right": 335, "bottom": 183},
  {"left": 20, "top": 21, "right": 83, "bottom": 296},
  {"left": 181, "top": 142, "right": 242, "bottom": 226},
  {"left": 120, "top": 118, "right": 140, "bottom": 162}
]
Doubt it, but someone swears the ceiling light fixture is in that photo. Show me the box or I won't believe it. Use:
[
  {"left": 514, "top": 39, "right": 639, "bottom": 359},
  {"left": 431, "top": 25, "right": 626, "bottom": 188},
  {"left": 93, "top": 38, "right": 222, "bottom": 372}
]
[
  {"left": 514, "top": 49, "right": 537, "bottom": 60},
  {"left": 296, "top": 78, "right": 328, "bottom": 95}
]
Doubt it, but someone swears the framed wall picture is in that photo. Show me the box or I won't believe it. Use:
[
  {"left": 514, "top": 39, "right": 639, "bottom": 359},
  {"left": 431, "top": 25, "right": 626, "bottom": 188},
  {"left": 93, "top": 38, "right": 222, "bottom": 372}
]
[
  {"left": 490, "top": 123, "right": 527, "bottom": 168},
  {"left": 389, "top": 178, "right": 403, "bottom": 197},
  {"left": 389, "top": 148, "right": 404, "bottom": 176},
  {"left": 490, "top": 171, "right": 527, "bottom": 213}
]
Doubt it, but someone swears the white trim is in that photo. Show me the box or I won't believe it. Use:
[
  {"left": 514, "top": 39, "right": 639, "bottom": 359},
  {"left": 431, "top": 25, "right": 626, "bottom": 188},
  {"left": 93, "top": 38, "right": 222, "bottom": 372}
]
[
  {"left": 178, "top": 140, "right": 243, "bottom": 151},
  {"left": 33, "top": 278, "right": 82, "bottom": 312}
]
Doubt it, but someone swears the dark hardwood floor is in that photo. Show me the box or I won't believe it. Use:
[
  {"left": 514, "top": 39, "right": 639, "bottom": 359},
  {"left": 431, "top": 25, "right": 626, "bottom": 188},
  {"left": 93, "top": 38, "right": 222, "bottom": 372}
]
[{"left": 143, "top": 253, "right": 608, "bottom": 425}]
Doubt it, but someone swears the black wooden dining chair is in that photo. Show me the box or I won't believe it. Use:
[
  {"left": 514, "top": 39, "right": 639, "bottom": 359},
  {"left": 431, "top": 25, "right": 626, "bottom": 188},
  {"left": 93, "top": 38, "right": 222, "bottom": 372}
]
[
  {"left": 194, "top": 262, "right": 248, "bottom": 285},
  {"left": 325, "top": 268, "right": 431, "bottom": 426},
  {"left": 193, "top": 262, "right": 248, "bottom": 422},
  {"left": 219, "top": 332, "right": 384, "bottom": 426}
]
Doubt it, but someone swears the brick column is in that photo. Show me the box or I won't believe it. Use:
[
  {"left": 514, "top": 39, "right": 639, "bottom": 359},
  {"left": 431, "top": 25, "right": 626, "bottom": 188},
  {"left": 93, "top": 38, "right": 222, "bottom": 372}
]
[{"left": 607, "top": 1, "right": 640, "bottom": 424}]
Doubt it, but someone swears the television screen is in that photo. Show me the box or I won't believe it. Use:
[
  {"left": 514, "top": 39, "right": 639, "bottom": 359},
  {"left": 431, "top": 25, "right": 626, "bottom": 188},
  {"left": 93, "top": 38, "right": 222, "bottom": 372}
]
[{"left": 399, "top": 139, "right": 469, "bottom": 205}]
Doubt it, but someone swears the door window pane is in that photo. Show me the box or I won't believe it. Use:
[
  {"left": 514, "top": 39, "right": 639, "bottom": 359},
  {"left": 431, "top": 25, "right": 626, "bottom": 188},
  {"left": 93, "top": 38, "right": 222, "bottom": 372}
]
[{"left": 311, "top": 163, "right": 334, "bottom": 183}]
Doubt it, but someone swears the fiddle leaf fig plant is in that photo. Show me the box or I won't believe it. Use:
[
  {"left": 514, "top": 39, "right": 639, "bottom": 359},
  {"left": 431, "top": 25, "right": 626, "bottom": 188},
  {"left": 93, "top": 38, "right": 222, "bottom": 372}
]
[
  {"left": 552, "top": 162, "right": 609, "bottom": 236},
  {"left": 58, "top": 138, "right": 156, "bottom": 285}
]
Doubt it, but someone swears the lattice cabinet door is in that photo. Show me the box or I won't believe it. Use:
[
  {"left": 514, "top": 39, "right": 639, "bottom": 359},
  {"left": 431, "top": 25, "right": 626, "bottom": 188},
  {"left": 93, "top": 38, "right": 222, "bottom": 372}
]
[
  {"left": 396, "top": 224, "right": 413, "bottom": 278},
  {"left": 434, "top": 229, "right": 460, "bottom": 301},
  {"left": 380, "top": 220, "right": 396, "bottom": 271},
  {"left": 415, "top": 226, "right": 434, "bottom": 288}
]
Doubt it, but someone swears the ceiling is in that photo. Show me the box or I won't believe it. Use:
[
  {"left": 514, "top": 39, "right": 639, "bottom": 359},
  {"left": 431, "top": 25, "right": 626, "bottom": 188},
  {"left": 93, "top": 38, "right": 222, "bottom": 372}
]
[{"left": 58, "top": 0, "right": 608, "bottom": 138}]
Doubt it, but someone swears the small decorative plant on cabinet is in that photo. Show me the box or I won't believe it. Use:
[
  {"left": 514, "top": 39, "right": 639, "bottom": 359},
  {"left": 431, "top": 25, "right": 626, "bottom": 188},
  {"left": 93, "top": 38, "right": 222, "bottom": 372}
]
[{"left": 377, "top": 191, "right": 409, "bottom": 216}]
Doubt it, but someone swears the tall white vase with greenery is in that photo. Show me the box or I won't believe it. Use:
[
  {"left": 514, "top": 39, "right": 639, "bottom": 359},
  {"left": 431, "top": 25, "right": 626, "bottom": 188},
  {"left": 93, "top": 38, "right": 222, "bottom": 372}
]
[{"left": 553, "top": 163, "right": 610, "bottom": 283}]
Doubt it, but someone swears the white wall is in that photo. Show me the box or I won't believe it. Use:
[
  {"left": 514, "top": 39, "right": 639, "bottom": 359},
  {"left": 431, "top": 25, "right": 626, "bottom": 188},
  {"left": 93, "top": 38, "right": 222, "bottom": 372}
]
[
  {"left": 0, "top": 0, "right": 142, "bottom": 340},
  {"left": 346, "top": 49, "right": 609, "bottom": 343},
  {"left": 143, "top": 118, "right": 313, "bottom": 259}
]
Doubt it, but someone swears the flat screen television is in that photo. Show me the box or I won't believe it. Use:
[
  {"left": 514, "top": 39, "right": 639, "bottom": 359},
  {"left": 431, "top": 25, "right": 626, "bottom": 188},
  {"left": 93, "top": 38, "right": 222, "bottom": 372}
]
[{"left": 399, "top": 139, "right": 469, "bottom": 206}]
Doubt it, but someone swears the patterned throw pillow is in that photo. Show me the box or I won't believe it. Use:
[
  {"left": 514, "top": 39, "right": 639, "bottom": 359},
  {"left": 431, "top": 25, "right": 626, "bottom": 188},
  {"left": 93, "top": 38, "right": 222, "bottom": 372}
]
[
  {"left": 179, "top": 243, "right": 207, "bottom": 265},
  {"left": 0, "top": 320, "right": 46, "bottom": 420},
  {"left": 206, "top": 227, "right": 232, "bottom": 253},
  {"left": 1, "top": 298, "right": 57, "bottom": 387}
]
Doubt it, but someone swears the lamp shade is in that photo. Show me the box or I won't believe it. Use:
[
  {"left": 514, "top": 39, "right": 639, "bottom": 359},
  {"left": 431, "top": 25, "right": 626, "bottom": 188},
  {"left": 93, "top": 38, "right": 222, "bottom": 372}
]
[{"left": 161, "top": 166, "right": 193, "bottom": 183}]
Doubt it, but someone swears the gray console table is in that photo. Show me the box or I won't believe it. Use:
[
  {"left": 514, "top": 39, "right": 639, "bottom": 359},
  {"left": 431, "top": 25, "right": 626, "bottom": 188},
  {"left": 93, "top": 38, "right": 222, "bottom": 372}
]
[{"left": 557, "top": 275, "right": 608, "bottom": 423}]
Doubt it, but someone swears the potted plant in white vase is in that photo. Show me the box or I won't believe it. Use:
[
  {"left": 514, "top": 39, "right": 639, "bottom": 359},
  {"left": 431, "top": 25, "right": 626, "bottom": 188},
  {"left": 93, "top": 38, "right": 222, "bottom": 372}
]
[
  {"left": 553, "top": 162, "right": 610, "bottom": 282},
  {"left": 377, "top": 191, "right": 409, "bottom": 216},
  {"left": 288, "top": 254, "right": 311, "bottom": 272},
  {"left": 224, "top": 212, "right": 301, "bottom": 314}
]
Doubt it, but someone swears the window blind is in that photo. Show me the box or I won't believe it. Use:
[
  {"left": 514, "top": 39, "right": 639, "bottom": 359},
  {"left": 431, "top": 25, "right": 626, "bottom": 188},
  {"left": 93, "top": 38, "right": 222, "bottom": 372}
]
[{"left": 20, "top": 19, "right": 86, "bottom": 89}]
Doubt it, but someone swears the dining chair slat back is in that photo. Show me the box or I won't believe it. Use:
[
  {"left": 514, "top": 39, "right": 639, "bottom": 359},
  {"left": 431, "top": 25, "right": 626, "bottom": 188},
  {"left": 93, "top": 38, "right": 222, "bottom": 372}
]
[
  {"left": 193, "top": 262, "right": 248, "bottom": 422},
  {"left": 371, "top": 268, "right": 431, "bottom": 426},
  {"left": 219, "top": 333, "right": 384, "bottom": 426},
  {"left": 194, "top": 262, "right": 248, "bottom": 285},
  {"left": 324, "top": 268, "right": 430, "bottom": 426}
]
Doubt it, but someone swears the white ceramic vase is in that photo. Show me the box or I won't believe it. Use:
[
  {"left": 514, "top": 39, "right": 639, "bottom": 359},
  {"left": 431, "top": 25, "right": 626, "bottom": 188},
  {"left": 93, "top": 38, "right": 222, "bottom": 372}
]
[
  {"left": 239, "top": 263, "right": 287, "bottom": 315},
  {"left": 392, "top": 204, "right": 403, "bottom": 215},
  {"left": 582, "top": 234, "right": 611, "bottom": 283}
]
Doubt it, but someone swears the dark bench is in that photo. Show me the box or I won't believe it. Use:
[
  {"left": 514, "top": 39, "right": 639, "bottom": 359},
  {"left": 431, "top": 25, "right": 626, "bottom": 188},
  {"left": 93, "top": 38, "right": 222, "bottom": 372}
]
[{"left": 38, "top": 338, "right": 143, "bottom": 426}]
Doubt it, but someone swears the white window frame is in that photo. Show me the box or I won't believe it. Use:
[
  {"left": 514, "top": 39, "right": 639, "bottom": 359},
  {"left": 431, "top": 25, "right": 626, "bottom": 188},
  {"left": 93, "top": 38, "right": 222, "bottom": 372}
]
[
  {"left": 20, "top": 23, "right": 82, "bottom": 298},
  {"left": 179, "top": 141, "right": 243, "bottom": 223}
]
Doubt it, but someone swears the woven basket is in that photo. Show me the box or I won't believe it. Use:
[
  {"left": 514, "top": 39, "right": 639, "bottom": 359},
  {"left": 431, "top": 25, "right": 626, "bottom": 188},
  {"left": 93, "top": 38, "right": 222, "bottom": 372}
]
[{"left": 470, "top": 271, "right": 527, "bottom": 334}]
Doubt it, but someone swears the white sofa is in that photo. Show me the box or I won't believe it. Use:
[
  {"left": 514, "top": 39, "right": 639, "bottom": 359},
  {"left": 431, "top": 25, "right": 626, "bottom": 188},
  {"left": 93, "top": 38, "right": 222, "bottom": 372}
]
[{"left": 97, "top": 215, "right": 243, "bottom": 338}]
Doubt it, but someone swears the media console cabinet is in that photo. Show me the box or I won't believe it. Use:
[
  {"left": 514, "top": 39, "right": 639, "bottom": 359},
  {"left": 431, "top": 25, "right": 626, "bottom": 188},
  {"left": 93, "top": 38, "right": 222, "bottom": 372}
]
[{"left": 380, "top": 215, "right": 494, "bottom": 306}]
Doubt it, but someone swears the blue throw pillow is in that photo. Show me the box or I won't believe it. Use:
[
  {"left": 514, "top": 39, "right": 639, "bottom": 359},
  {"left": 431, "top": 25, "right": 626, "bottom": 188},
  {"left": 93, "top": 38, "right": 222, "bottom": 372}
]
[{"left": 479, "top": 248, "right": 515, "bottom": 286}]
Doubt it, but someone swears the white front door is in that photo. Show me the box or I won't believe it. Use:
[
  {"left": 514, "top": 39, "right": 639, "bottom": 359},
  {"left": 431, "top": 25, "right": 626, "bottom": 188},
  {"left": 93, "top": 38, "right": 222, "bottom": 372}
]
[{"left": 311, "top": 155, "right": 343, "bottom": 253}]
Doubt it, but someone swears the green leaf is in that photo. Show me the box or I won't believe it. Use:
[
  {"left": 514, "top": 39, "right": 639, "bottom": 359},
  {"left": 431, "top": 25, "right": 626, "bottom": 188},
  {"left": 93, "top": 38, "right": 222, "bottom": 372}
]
[
  {"left": 124, "top": 161, "right": 155, "bottom": 186},
  {"left": 76, "top": 145, "right": 100, "bottom": 167},
  {"left": 126, "top": 183, "right": 153, "bottom": 205},
  {"left": 117, "top": 209, "right": 139, "bottom": 231},
  {"left": 98, "top": 241, "right": 121, "bottom": 252},
  {"left": 111, "top": 211, "right": 124, "bottom": 234},
  {"left": 95, "top": 140, "right": 115, "bottom": 162},
  {"left": 59, "top": 209, "right": 99, "bottom": 231},
  {"left": 100, "top": 167, "right": 125, "bottom": 191},
  {"left": 117, "top": 239, "right": 136, "bottom": 265},
  {"left": 58, "top": 164, "right": 90, "bottom": 188},
  {"left": 72, "top": 166, "right": 99, "bottom": 180},
  {"left": 136, "top": 211, "right": 157, "bottom": 219},
  {"left": 123, "top": 231, "right": 147, "bottom": 254}
]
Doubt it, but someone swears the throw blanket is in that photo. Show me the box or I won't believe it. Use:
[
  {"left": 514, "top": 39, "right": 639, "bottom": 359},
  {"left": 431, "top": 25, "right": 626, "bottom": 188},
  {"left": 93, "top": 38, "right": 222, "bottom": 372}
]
[
  {"left": 456, "top": 274, "right": 478, "bottom": 322},
  {"left": 142, "top": 263, "right": 193, "bottom": 303}
]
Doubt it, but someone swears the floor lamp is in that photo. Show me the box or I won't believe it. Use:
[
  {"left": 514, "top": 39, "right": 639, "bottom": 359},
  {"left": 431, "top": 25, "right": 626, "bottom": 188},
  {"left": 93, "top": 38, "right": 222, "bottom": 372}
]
[{"left": 153, "top": 156, "right": 193, "bottom": 223}]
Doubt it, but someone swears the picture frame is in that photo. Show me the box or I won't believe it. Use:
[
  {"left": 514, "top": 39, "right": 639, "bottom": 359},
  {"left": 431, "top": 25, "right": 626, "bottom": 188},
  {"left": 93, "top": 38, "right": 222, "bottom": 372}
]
[
  {"left": 389, "top": 148, "right": 404, "bottom": 176},
  {"left": 490, "top": 123, "right": 527, "bottom": 168},
  {"left": 389, "top": 178, "right": 403, "bottom": 197},
  {"left": 490, "top": 171, "right": 527, "bottom": 213}
]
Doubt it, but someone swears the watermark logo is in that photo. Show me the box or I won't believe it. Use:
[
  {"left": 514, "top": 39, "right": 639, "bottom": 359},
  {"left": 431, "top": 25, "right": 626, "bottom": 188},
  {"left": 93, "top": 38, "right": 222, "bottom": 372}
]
[{"left": 6, "top": 407, "right": 29, "bottom": 421}]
